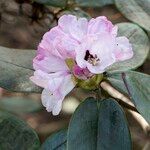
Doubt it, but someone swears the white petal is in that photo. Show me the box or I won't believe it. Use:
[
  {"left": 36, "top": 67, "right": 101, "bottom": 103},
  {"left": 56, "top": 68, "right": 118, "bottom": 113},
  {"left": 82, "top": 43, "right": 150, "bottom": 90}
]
[
  {"left": 75, "top": 37, "right": 93, "bottom": 68},
  {"left": 41, "top": 74, "right": 75, "bottom": 115},
  {"left": 88, "top": 16, "right": 114, "bottom": 34},
  {"left": 52, "top": 100, "right": 63, "bottom": 115},
  {"left": 115, "top": 36, "right": 133, "bottom": 61},
  {"left": 111, "top": 25, "right": 118, "bottom": 36},
  {"left": 69, "top": 18, "right": 88, "bottom": 41},
  {"left": 75, "top": 46, "right": 87, "bottom": 68},
  {"left": 58, "top": 15, "right": 88, "bottom": 42},
  {"left": 58, "top": 15, "right": 77, "bottom": 34},
  {"left": 30, "top": 70, "right": 51, "bottom": 88},
  {"left": 89, "top": 34, "right": 116, "bottom": 73},
  {"left": 60, "top": 74, "right": 75, "bottom": 96},
  {"left": 41, "top": 89, "right": 63, "bottom": 115},
  {"left": 38, "top": 27, "right": 64, "bottom": 58},
  {"left": 53, "top": 35, "right": 78, "bottom": 59},
  {"left": 47, "top": 71, "right": 67, "bottom": 93},
  {"left": 76, "top": 33, "right": 116, "bottom": 74},
  {"left": 33, "top": 55, "right": 68, "bottom": 73}
]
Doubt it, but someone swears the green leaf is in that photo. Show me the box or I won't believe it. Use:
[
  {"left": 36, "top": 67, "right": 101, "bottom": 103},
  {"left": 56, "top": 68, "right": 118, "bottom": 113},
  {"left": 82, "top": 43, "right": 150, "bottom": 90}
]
[
  {"left": 67, "top": 98, "right": 131, "bottom": 150},
  {"left": 107, "top": 23, "right": 150, "bottom": 72},
  {"left": 115, "top": 0, "right": 150, "bottom": 34},
  {"left": 107, "top": 71, "right": 150, "bottom": 123},
  {"left": 41, "top": 129, "right": 67, "bottom": 150},
  {"left": 0, "top": 97, "right": 41, "bottom": 114},
  {"left": 34, "top": 0, "right": 67, "bottom": 7},
  {"left": 0, "top": 46, "right": 41, "bottom": 93},
  {"left": 0, "top": 111, "right": 40, "bottom": 149},
  {"left": 75, "top": 0, "right": 113, "bottom": 7}
]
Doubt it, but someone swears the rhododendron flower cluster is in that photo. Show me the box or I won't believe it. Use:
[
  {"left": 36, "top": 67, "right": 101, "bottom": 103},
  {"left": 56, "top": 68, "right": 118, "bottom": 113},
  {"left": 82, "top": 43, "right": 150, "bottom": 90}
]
[{"left": 30, "top": 15, "right": 133, "bottom": 115}]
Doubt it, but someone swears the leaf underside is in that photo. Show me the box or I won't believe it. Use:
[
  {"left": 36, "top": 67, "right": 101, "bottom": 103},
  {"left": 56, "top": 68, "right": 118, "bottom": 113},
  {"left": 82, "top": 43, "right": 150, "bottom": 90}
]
[
  {"left": 41, "top": 129, "right": 67, "bottom": 150},
  {"left": 107, "top": 71, "right": 150, "bottom": 123},
  {"left": 115, "top": 0, "right": 150, "bottom": 34}
]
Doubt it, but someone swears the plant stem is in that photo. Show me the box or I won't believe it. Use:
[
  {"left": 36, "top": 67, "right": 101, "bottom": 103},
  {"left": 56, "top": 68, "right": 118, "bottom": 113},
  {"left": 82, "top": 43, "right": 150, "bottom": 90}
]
[
  {"left": 96, "top": 88, "right": 101, "bottom": 99},
  {"left": 100, "top": 81, "right": 134, "bottom": 107},
  {"left": 100, "top": 81, "right": 150, "bottom": 135},
  {"left": 121, "top": 72, "right": 132, "bottom": 98},
  {"left": 127, "top": 109, "right": 150, "bottom": 135}
]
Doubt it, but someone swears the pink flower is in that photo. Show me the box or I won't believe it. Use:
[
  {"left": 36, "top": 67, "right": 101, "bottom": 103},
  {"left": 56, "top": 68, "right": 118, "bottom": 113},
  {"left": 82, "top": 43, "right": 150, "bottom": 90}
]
[{"left": 30, "top": 14, "right": 133, "bottom": 115}]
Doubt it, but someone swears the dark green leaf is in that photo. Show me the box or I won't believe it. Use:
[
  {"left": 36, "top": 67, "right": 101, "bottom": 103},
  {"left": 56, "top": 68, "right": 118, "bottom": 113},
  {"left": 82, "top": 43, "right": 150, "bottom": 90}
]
[
  {"left": 107, "top": 71, "right": 150, "bottom": 123},
  {"left": 107, "top": 23, "right": 149, "bottom": 72},
  {"left": 0, "top": 111, "right": 40, "bottom": 149},
  {"left": 0, "top": 97, "right": 41, "bottom": 114},
  {"left": 67, "top": 98, "right": 131, "bottom": 150},
  {"left": 75, "top": 0, "right": 113, "bottom": 7},
  {"left": 41, "top": 129, "right": 67, "bottom": 150},
  {"left": 115, "top": 0, "right": 150, "bottom": 34},
  {"left": 34, "top": 0, "right": 67, "bottom": 7},
  {"left": 0, "top": 46, "right": 41, "bottom": 93}
]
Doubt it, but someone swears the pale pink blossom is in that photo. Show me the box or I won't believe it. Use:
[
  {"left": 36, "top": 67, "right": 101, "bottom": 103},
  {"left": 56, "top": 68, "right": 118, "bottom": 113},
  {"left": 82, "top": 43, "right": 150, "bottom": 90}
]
[{"left": 30, "top": 14, "right": 133, "bottom": 115}]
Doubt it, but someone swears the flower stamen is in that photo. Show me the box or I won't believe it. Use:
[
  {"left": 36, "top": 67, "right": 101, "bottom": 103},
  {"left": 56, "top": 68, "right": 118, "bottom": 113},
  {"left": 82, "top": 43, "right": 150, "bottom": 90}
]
[{"left": 84, "top": 50, "right": 100, "bottom": 66}]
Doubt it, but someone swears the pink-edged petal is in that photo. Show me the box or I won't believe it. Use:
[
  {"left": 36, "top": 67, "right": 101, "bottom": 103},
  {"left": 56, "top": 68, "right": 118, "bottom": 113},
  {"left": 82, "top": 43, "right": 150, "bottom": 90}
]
[
  {"left": 73, "top": 65, "right": 93, "bottom": 80},
  {"left": 76, "top": 33, "right": 116, "bottom": 74},
  {"left": 59, "top": 74, "right": 75, "bottom": 96},
  {"left": 38, "top": 27, "right": 64, "bottom": 58},
  {"left": 114, "top": 36, "right": 133, "bottom": 61},
  {"left": 88, "top": 16, "right": 114, "bottom": 35},
  {"left": 75, "top": 36, "right": 94, "bottom": 68},
  {"left": 37, "top": 24, "right": 80, "bottom": 59},
  {"left": 75, "top": 46, "right": 87, "bottom": 68},
  {"left": 30, "top": 70, "right": 50, "bottom": 89},
  {"left": 86, "top": 55, "right": 115, "bottom": 74},
  {"left": 111, "top": 25, "right": 118, "bottom": 36},
  {"left": 87, "top": 34, "right": 116, "bottom": 73},
  {"left": 53, "top": 35, "right": 78, "bottom": 59},
  {"left": 47, "top": 71, "right": 70, "bottom": 92},
  {"left": 69, "top": 17, "right": 88, "bottom": 41},
  {"left": 43, "top": 26, "right": 64, "bottom": 41},
  {"left": 33, "top": 55, "right": 68, "bottom": 73},
  {"left": 41, "top": 89, "right": 63, "bottom": 115},
  {"left": 58, "top": 15, "right": 88, "bottom": 42},
  {"left": 58, "top": 15, "right": 77, "bottom": 34},
  {"left": 30, "top": 70, "right": 70, "bottom": 92},
  {"left": 48, "top": 72, "right": 75, "bottom": 97},
  {"left": 41, "top": 74, "right": 75, "bottom": 115}
]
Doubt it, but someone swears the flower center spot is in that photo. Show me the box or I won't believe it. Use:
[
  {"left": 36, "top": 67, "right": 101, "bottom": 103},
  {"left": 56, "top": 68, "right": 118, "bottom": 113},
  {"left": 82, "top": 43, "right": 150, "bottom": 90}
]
[{"left": 84, "top": 50, "right": 100, "bottom": 66}]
